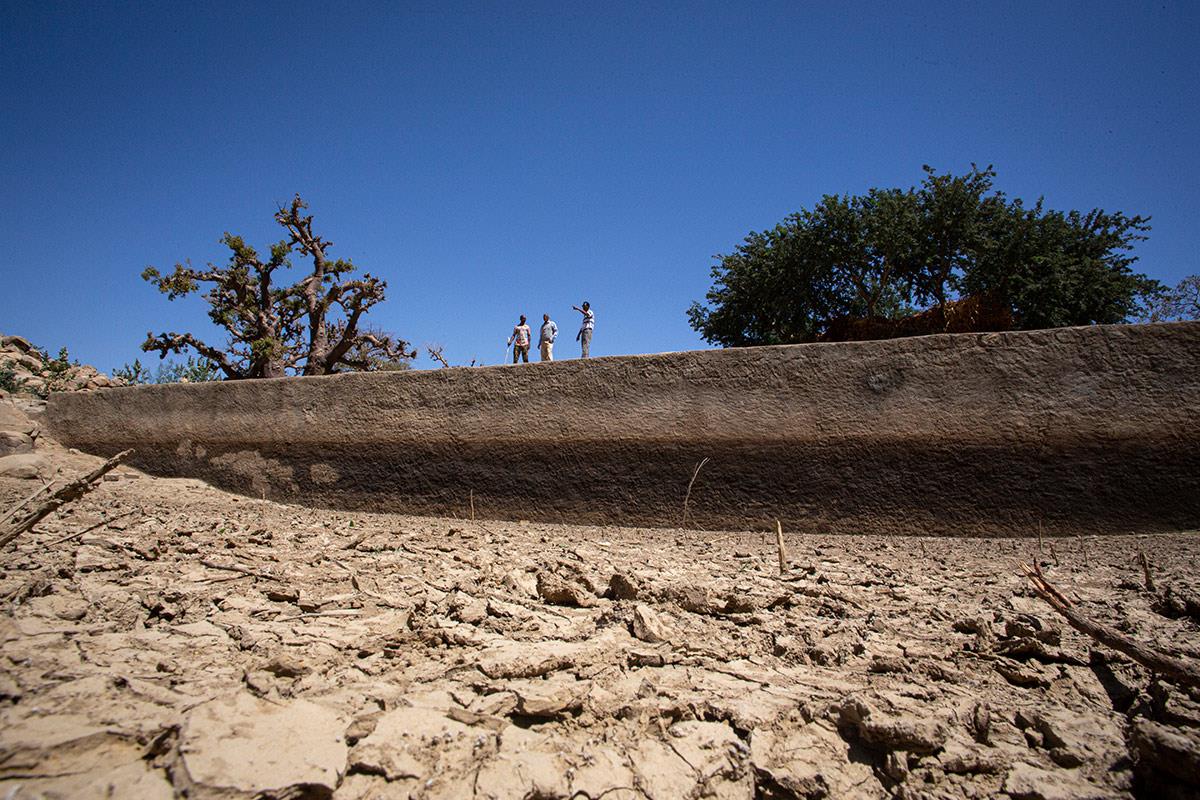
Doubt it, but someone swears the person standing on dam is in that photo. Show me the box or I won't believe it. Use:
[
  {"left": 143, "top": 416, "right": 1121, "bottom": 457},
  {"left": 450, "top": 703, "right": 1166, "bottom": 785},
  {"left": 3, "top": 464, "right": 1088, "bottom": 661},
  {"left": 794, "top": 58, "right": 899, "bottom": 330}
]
[
  {"left": 507, "top": 315, "right": 532, "bottom": 363},
  {"left": 539, "top": 313, "right": 558, "bottom": 361},
  {"left": 573, "top": 301, "right": 594, "bottom": 358}
]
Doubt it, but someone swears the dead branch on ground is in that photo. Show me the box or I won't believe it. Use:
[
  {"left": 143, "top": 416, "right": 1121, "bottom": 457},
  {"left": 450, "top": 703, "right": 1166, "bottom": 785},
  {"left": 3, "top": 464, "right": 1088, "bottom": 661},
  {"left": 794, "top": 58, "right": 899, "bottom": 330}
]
[
  {"left": 0, "top": 480, "right": 59, "bottom": 528},
  {"left": 1022, "top": 561, "right": 1200, "bottom": 690},
  {"left": 680, "top": 457, "right": 709, "bottom": 526},
  {"left": 1139, "top": 550, "right": 1156, "bottom": 593},
  {"left": 776, "top": 519, "right": 788, "bottom": 575},
  {"left": 0, "top": 451, "right": 132, "bottom": 549},
  {"left": 199, "top": 559, "right": 282, "bottom": 581}
]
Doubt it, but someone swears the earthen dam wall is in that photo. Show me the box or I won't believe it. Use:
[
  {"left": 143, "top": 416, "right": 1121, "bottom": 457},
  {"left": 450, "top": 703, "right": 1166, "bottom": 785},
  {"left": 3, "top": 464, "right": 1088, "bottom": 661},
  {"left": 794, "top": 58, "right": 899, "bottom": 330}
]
[{"left": 47, "top": 322, "right": 1200, "bottom": 536}]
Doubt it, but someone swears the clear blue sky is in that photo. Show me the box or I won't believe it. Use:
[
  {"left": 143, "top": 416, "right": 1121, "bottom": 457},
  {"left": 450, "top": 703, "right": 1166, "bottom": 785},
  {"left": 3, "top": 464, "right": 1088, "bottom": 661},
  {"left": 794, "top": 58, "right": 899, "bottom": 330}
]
[{"left": 3, "top": 1, "right": 1196, "bottom": 371}]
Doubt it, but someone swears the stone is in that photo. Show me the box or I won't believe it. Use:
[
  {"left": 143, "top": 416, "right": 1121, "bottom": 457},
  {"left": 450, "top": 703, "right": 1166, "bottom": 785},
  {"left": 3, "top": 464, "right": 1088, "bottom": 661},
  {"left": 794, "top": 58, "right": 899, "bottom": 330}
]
[
  {"left": 837, "top": 696, "right": 948, "bottom": 755},
  {"left": 0, "top": 452, "right": 52, "bottom": 479},
  {"left": 510, "top": 674, "right": 590, "bottom": 718},
  {"left": 535, "top": 571, "right": 594, "bottom": 607},
  {"left": 1128, "top": 718, "right": 1200, "bottom": 790},
  {"left": 630, "top": 604, "right": 671, "bottom": 644},
  {"left": 751, "top": 723, "right": 883, "bottom": 799},
  {"left": 606, "top": 571, "right": 640, "bottom": 600},
  {"left": 0, "top": 429, "right": 33, "bottom": 455},
  {"left": 1001, "top": 761, "right": 1104, "bottom": 800},
  {"left": 177, "top": 693, "right": 347, "bottom": 797}
]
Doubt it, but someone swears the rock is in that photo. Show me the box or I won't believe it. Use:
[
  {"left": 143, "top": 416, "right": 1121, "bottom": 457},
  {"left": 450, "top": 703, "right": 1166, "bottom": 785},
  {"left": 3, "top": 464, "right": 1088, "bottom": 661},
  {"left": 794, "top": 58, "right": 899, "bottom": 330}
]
[
  {"left": 1, "top": 335, "right": 35, "bottom": 353},
  {"left": 535, "top": 571, "right": 594, "bottom": 607},
  {"left": 751, "top": 722, "right": 883, "bottom": 799},
  {"left": 350, "top": 704, "right": 499, "bottom": 787},
  {"left": 869, "top": 654, "right": 909, "bottom": 674},
  {"left": 75, "top": 545, "right": 120, "bottom": 572},
  {"left": 995, "top": 657, "right": 1056, "bottom": 688},
  {"left": 666, "top": 584, "right": 716, "bottom": 614},
  {"left": 510, "top": 674, "right": 589, "bottom": 718},
  {"left": 477, "top": 640, "right": 580, "bottom": 679},
  {"left": 630, "top": 604, "right": 671, "bottom": 644},
  {"left": 1005, "top": 613, "right": 1061, "bottom": 645},
  {"left": 837, "top": 697, "right": 948, "bottom": 755},
  {"left": 1016, "top": 707, "right": 1124, "bottom": 770},
  {"left": 176, "top": 693, "right": 346, "bottom": 797},
  {"left": 0, "top": 452, "right": 53, "bottom": 479},
  {"left": 260, "top": 652, "right": 311, "bottom": 678},
  {"left": 501, "top": 569, "right": 539, "bottom": 599},
  {"left": 1001, "top": 761, "right": 1104, "bottom": 800},
  {"left": 606, "top": 572, "right": 640, "bottom": 600},
  {"left": 0, "top": 429, "right": 33, "bottom": 455},
  {"left": 1128, "top": 718, "right": 1200, "bottom": 791}
]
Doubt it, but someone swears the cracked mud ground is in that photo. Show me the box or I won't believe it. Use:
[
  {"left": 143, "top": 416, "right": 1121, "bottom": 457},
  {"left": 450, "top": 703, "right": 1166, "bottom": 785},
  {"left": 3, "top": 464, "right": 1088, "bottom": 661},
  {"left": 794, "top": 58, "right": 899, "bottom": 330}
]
[{"left": 2, "top": 440, "right": 1199, "bottom": 798}]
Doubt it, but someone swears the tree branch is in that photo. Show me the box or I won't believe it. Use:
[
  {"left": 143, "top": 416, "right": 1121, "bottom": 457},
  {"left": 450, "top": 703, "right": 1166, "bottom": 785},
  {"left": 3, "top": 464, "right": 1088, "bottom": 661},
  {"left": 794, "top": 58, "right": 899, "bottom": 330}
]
[
  {"left": 0, "top": 451, "right": 133, "bottom": 549},
  {"left": 1022, "top": 562, "right": 1200, "bottom": 690},
  {"left": 142, "top": 332, "right": 242, "bottom": 379}
]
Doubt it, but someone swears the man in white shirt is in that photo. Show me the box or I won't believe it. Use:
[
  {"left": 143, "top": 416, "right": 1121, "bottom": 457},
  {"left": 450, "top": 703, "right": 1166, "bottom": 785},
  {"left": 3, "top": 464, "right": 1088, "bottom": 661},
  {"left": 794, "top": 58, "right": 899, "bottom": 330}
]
[
  {"left": 573, "top": 301, "right": 594, "bottom": 358},
  {"left": 539, "top": 314, "right": 558, "bottom": 361},
  {"left": 507, "top": 315, "right": 531, "bottom": 363}
]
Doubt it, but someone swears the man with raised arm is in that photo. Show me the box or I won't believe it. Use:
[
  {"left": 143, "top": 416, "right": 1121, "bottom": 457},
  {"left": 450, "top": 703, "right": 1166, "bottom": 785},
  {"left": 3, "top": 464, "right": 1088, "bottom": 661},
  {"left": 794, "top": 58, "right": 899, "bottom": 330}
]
[{"left": 573, "top": 301, "right": 594, "bottom": 358}]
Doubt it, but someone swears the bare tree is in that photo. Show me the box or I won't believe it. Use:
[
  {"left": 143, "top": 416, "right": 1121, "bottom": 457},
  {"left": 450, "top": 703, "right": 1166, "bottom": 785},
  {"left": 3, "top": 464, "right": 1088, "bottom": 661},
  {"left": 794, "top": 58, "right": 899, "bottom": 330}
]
[{"left": 141, "top": 196, "right": 414, "bottom": 378}]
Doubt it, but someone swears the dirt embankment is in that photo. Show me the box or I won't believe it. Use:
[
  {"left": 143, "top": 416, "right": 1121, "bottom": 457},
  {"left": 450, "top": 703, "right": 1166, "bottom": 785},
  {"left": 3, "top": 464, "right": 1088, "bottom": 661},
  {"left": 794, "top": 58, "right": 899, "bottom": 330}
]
[
  {"left": 45, "top": 321, "right": 1200, "bottom": 537},
  {"left": 2, "top": 395, "right": 1199, "bottom": 799}
]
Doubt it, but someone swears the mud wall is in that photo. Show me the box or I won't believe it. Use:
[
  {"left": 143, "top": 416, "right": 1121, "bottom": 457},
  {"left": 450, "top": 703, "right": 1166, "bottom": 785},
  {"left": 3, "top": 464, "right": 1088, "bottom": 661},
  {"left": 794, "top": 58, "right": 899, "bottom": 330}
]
[{"left": 46, "top": 322, "right": 1200, "bottom": 536}]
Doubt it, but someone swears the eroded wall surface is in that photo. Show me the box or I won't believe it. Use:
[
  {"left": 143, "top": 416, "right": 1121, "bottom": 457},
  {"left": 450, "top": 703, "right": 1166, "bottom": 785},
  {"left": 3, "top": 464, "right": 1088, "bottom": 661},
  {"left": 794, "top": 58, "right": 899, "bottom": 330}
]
[{"left": 46, "top": 322, "right": 1200, "bottom": 535}]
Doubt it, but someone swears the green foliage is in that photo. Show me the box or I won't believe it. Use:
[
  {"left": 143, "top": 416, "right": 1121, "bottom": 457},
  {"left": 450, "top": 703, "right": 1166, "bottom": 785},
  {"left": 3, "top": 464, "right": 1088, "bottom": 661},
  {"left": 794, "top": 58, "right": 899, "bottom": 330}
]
[
  {"left": 688, "top": 166, "right": 1159, "bottom": 346},
  {"left": 113, "top": 358, "right": 151, "bottom": 385},
  {"left": 115, "top": 356, "right": 220, "bottom": 384},
  {"left": 0, "top": 364, "right": 21, "bottom": 394},
  {"left": 155, "top": 356, "right": 221, "bottom": 384},
  {"left": 39, "top": 347, "right": 78, "bottom": 394}
]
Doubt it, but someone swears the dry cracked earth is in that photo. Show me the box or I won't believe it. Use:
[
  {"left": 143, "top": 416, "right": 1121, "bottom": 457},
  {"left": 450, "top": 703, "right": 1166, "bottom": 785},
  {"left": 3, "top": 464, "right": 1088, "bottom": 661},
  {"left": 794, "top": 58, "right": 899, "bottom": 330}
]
[{"left": 1, "top": 401, "right": 1199, "bottom": 799}]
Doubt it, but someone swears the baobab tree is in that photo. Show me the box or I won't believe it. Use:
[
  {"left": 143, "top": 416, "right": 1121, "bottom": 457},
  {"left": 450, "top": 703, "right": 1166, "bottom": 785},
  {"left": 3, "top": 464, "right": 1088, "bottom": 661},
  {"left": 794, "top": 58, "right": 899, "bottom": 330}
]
[{"left": 141, "top": 195, "right": 414, "bottom": 378}]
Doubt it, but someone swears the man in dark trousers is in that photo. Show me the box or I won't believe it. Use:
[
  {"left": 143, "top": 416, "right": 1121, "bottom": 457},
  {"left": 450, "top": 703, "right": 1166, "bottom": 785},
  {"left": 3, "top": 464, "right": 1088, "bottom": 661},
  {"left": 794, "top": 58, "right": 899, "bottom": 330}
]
[
  {"left": 573, "top": 301, "right": 594, "bottom": 358},
  {"left": 507, "top": 315, "right": 532, "bottom": 363}
]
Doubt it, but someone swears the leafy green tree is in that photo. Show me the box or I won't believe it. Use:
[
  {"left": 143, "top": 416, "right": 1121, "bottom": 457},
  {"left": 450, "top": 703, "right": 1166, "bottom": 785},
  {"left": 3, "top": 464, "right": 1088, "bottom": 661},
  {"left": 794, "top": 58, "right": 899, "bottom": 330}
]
[
  {"left": 688, "top": 166, "right": 1158, "bottom": 346},
  {"left": 141, "top": 195, "right": 415, "bottom": 378}
]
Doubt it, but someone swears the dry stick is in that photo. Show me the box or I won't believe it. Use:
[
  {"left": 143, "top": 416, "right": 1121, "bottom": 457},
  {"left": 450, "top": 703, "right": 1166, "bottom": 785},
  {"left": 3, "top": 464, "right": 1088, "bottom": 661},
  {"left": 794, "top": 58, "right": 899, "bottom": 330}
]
[
  {"left": 0, "top": 450, "right": 132, "bottom": 549},
  {"left": 775, "top": 519, "right": 788, "bottom": 576},
  {"left": 1138, "top": 550, "right": 1156, "bottom": 594},
  {"left": 1022, "top": 561, "right": 1200, "bottom": 690},
  {"left": 680, "top": 457, "right": 710, "bottom": 527},
  {"left": 0, "top": 480, "right": 58, "bottom": 528},
  {"left": 469, "top": 489, "right": 475, "bottom": 522},
  {"left": 43, "top": 508, "right": 140, "bottom": 546},
  {"left": 199, "top": 559, "right": 282, "bottom": 581}
]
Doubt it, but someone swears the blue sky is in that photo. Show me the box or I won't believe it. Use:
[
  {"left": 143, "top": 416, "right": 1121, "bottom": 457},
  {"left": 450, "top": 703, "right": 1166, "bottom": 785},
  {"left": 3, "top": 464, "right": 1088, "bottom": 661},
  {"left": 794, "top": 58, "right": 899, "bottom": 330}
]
[{"left": 3, "top": 1, "right": 1196, "bottom": 371}]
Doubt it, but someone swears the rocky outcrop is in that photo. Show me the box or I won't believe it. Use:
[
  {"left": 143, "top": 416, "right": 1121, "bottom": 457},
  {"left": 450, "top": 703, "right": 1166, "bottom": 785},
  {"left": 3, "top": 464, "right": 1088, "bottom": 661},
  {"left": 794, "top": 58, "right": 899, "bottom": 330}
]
[
  {"left": 1, "top": 334, "right": 122, "bottom": 397},
  {"left": 45, "top": 321, "right": 1200, "bottom": 536}
]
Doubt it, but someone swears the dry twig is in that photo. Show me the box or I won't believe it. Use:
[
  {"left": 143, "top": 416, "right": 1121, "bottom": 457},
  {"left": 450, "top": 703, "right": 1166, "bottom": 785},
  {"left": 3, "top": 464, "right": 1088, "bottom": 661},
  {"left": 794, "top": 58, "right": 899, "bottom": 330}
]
[
  {"left": 0, "top": 450, "right": 132, "bottom": 549},
  {"left": 680, "top": 458, "right": 709, "bottom": 527},
  {"left": 199, "top": 559, "right": 282, "bottom": 581},
  {"left": 1022, "top": 561, "right": 1200, "bottom": 689},
  {"left": 1139, "top": 550, "right": 1156, "bottom": 594},
  {"left": 775, "top": 519, "right": 788, "bottom": 576},
  {"left": 0, "top": 480, "right": 58, "bottom": 528}
]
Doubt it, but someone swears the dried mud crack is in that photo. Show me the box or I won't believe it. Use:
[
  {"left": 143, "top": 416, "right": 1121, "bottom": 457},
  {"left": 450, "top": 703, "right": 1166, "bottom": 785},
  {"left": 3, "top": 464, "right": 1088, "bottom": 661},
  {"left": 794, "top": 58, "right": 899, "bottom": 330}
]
[{"left": 1, "top": 447, "right": 1199, "bottom": 798}]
